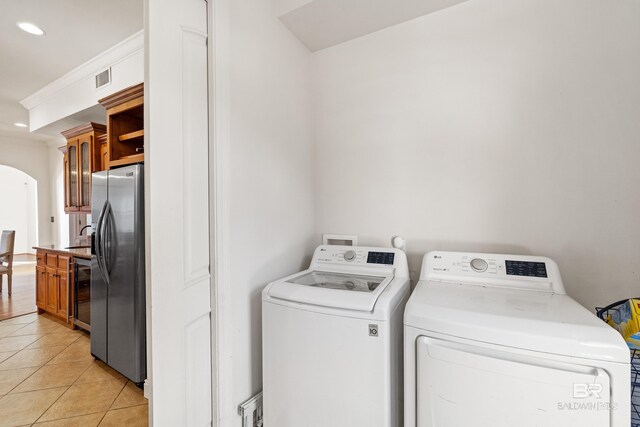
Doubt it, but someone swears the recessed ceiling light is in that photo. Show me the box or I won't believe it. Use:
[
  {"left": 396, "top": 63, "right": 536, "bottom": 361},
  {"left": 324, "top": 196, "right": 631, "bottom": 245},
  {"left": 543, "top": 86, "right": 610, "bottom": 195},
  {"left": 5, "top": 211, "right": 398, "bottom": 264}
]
[
  {"left": 14, "top": 122, "right": 28, "bottom": 128},
  {"left": 17, "top": 22, "right": 45, "bottom": 36}
]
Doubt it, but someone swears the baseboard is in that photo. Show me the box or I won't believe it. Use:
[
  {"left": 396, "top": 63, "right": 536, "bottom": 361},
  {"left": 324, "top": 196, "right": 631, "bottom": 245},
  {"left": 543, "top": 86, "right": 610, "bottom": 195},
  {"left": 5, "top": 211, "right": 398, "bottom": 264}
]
[{"left": 144, "top": 379, "right": 152, "bottom": 400}]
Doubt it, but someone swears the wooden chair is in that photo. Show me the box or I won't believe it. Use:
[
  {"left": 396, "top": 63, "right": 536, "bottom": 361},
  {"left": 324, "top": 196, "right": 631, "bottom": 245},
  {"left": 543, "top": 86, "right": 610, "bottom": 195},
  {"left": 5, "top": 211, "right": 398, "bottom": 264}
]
[{"left": 0, "top": 230, "right": 16, "bottom": 295}]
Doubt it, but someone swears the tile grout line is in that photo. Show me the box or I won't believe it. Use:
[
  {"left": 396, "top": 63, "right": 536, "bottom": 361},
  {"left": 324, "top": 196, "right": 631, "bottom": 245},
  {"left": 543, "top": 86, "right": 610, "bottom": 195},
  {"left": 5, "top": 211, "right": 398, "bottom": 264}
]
[
  {"left": 30, "top": 336, "right": 131, "bottom": 424},
  {"left": 2, "top": 316, "right": 147, "bottom": 425},
  {"left": 0, "top": 318, "right": 42, "bottom": 372},
  {"left": 0, "top": 343, "right": 71, "bottom": 373},
  {"left": 30, "top": 333, "right": 97, "bottom": 424},
  {"left": 100, "top": 403, "right": 150, "bottom": 426},
  {"left": 108, "top": 380, "right": 132, "bottom": 411},
  {"left": 6, "top": 360, "right": 99, "bottom": 396},
  {"left": 29, "top": 358, "right": 96, "bottom": 424},
  {"left": 83, "top": 368, "right": 128, "bottom": 425},
  {"left": 0, "top": 319, "right": 81, "bottom": 401},
  {"left": 3, "top": 317, "right": 38, "bottom": 337},
  {"left": 32, "top": 376, "right": 126, "bottom": 424},
  {"left": 32, "top": 409, "right": 107, "bottom": 426},
  {"left": 97, "top": 410, "right": 108, "bottom": 426},
  {"left": 2, "top": 319, "right": 78, "bottom": 395}
]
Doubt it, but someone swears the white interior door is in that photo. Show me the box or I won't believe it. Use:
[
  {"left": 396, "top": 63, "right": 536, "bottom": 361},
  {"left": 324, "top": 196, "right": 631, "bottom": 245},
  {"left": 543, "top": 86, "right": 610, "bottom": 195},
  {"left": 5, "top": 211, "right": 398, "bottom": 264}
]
[
  {"left": 416, "top": 336, "right": 611, "bottom": 427},
  {"left": 145, "top": 0, "right": 212, "bottom": 425}
]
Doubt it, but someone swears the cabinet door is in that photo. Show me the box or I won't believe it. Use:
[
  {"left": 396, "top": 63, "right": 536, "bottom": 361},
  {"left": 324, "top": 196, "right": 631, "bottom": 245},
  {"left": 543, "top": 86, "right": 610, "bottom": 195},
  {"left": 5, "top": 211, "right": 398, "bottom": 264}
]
[
  {"left": 63, "top": 150, "right": 70, "bottom": 211},
  {"left": 45, "top": 268, "right": 59, "bottom": 313},
  {"left": 36, "top": 266, "right": 46, "bottom": 309},
  {"left": 78, "top": 134, "right": 92, "bottom": 211},
  {"left": 36, "top": 250, "right": 45, "bottom": 266},
  {"left": 56, "top": 256, "right": 71, "bottom": 319},
  {"left": 57, "top": 269, "right": 69, "bottom": 319},
  {"left": 66, "top": 140, "right": 80, "bottom": 211},
  {"left": 100, "top": 142, "right": 109, "bottom": 171}
]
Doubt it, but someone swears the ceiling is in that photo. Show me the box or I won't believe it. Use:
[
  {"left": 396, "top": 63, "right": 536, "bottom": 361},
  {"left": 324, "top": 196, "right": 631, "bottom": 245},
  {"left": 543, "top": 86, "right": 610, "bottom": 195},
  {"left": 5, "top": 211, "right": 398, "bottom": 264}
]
[
  {"left": 0, "top": 0, "right": 143, "bottom": 139},
  {"left": 277, "top": 0, "right": 469, "bottom": 52}
]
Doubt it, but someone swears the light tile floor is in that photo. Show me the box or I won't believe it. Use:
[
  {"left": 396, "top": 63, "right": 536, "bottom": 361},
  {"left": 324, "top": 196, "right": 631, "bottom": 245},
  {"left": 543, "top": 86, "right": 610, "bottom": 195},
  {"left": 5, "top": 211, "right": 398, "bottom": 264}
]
[{"left": 0, "top": 313, "right": 148, "bottom": 426}]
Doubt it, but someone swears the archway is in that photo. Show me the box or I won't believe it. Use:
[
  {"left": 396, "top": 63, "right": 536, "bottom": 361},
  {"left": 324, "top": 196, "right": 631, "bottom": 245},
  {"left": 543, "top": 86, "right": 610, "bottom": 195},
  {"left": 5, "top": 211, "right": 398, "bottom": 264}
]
[{"left": 0, "top": 165, "right": 38, "bottom": 255}]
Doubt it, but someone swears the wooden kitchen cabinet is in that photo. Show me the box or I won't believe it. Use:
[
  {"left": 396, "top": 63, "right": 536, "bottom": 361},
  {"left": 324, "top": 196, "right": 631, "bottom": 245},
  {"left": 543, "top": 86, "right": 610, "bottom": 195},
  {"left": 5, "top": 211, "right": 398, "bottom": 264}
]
[
  {"left": 36, "top": 265, "right": 46, "bottom": 308},
  {"left": 36, "top": 250, "right": 74, "bottom": 324},
  {"left": 61, "top": 142, "right": 77, "bottom": 212},
  {"left": 98, "top": 133, "right": 108, "bottom": 170},
  {"left": 57, "top": 256, "right": 71, "bottom": 318},
  {"left": 61, "top": 122, "right": 106, "bottom": 213},
  {"left": 99, "top": 83, "right": 145, "bottom": 168},
  {"left": 45, "top": 267, "right": 59, "bottom": 313}
]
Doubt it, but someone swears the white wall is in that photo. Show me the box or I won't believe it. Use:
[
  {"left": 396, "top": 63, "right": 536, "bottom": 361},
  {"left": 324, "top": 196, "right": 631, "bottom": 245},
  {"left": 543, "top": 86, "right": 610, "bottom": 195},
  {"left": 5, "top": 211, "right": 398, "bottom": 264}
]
[
  {"left": 312, "top": 0, "right": 640, "bottom": 311},
  {"left": 0, "top": 166, "right": 38, "bottom": 254},
  {"left": 0, "top": 134, "right": 54, "bottom": 248},
  {"left": 223, "top": 0, "right": 316, "bottom": 423}
]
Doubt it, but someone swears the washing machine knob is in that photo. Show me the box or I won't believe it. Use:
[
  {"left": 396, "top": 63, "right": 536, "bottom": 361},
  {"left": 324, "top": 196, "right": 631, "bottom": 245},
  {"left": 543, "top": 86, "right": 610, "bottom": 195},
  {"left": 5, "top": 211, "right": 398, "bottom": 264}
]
[
  {"left": 344, "top": 250, "right": 356, "bottom": 261},
  {"left": 470, "top": 258, "right": 488, "bottom": 272}
]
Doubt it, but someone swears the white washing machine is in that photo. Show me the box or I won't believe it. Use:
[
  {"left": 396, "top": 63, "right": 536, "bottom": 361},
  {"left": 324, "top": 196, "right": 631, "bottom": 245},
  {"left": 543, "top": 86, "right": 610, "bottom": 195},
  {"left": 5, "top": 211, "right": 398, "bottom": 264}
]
[
  {"left": 404, "top": 251, "right": 630, "bottom": 427},
  {"left": 263, "top": 245, "right": 410, "bottom": 427}
]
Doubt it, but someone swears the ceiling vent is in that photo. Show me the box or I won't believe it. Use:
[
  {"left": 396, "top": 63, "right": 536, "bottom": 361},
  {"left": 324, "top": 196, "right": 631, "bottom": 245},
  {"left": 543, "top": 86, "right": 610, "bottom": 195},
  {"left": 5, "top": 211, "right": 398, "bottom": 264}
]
[{"left": 95, "top": 68, "right": 111, "bottom": 89}]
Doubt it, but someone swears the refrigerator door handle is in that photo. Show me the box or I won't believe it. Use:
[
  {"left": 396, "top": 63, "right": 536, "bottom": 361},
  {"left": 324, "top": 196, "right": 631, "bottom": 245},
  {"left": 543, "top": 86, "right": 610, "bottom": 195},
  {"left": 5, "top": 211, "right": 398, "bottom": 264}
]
[
  {"left": 101, "top": 202, "right": 112, "bottom": 276},
  {"left": 95, "top": 201, "right": 106, "bottom": 265},
  {"left": 96, "top": 201, "right": 110, "bottom": 284},
  {"left": 104, "top": 203, "right": 116, "bottom": 274}
]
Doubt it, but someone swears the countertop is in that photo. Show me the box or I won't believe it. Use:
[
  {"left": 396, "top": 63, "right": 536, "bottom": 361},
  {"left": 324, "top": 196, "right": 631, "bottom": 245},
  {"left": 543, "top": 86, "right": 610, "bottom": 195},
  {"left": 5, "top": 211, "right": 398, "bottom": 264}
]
[{"left": 33, "top": 245, "right": 93, "bottom": 260}]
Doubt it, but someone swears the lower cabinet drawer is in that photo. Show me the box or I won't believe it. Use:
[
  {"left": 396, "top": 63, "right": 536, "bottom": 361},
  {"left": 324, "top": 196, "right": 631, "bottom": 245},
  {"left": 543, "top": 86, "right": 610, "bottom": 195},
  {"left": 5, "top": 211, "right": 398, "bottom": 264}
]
[
  {"left": 58, "top": 255, "right": 71, "bottom": 269},
  {"left": 46, "top": 254, "right": 58, "bottom": 267}
]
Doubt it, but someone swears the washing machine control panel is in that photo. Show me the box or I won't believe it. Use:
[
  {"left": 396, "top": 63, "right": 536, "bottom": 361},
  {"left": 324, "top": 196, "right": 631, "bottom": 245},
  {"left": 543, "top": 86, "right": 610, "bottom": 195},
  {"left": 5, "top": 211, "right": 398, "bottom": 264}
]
[
  {"left": 314, "top": 246, "right": 397, "bottom": 266},
  {"left": 311, "top": 245, "right": 410, "bottom": 279}
]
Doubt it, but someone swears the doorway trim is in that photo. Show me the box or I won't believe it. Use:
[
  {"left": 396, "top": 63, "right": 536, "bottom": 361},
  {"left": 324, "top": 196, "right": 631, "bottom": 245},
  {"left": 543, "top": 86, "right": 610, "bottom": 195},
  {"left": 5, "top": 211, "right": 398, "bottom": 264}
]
[{"left": 208, "top": 0, "right": 234, "bottom": 425}]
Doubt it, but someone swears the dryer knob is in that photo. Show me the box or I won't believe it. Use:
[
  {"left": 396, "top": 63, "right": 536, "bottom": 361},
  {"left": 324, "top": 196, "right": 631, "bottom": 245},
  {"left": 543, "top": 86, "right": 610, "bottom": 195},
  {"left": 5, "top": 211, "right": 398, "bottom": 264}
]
[
  {"left": 470, "top": 258, "right": 488, "bottom": 272},
  {"left": 344, "top": 250, "right": 356, "bottom": 261}
]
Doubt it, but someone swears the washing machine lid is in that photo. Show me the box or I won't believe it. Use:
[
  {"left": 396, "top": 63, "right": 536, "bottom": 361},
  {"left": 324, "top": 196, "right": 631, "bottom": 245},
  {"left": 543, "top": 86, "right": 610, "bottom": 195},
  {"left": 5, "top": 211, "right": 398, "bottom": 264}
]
[
  {"left": 267, "top": 269, "right": 392, "bottom": 312},
  {"left": 404, "top": 280, "right": 630, "bottom": 363}
]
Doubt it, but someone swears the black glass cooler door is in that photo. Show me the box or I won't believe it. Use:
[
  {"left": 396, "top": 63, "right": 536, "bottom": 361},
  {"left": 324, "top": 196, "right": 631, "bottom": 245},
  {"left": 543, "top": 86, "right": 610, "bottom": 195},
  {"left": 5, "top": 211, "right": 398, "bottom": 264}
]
[{"left": 74, "top": 258, "right": 91, "bottom": 331}]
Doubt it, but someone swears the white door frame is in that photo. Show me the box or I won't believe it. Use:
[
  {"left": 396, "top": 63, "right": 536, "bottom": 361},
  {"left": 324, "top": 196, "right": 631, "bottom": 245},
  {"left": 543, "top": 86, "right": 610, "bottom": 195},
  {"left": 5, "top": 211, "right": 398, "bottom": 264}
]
[
  {"left": 146, "top": 0, "right": 214, "bottom": 425},
  {"left": 208, "top": 0, "right": 234, "bottom": 425}
]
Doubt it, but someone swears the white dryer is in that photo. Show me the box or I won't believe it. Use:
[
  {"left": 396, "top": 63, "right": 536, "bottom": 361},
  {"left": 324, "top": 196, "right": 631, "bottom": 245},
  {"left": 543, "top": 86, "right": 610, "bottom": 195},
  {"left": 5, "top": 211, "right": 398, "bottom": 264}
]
[
  {"left": 263, "top": 245, "right": 410, "bottom": 427},
  {"left": 404, "top": 251, "right": 630, "bottom": 427}
]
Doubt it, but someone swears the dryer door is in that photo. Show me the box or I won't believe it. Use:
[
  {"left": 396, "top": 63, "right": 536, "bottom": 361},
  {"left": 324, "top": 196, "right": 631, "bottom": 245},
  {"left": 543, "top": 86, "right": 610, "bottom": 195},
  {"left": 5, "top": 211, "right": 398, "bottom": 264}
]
[{"left": 416, "top": 336, "right": 611, "bottom": 427}]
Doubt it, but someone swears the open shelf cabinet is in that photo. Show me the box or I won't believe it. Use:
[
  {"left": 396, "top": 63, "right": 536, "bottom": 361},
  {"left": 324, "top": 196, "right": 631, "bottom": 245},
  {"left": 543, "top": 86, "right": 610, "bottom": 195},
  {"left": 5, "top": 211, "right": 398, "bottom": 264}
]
[{"left": 99, "top": 83, "right": 144, "bottom": 169}]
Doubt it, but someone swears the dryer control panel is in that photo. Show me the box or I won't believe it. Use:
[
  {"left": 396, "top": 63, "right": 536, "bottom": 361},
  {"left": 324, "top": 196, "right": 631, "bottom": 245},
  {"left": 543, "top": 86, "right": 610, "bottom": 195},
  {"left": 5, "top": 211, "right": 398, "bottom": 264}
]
[
  {"left": 421, "top": 251, "right": 565, "bottom": 294},
  {"left": 311, "top": 245, "right": 409, "bottom": 278}
]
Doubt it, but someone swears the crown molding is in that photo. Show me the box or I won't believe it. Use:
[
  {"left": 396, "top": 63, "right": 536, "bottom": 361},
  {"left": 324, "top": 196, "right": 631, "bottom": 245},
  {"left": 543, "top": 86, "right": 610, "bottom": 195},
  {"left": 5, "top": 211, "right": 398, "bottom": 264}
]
[
  {"left": 60, "top": 122, "right": 107, "bottom": 139},
  {"left": 99, "top": 83, "right": 144, "bottom": 110}
]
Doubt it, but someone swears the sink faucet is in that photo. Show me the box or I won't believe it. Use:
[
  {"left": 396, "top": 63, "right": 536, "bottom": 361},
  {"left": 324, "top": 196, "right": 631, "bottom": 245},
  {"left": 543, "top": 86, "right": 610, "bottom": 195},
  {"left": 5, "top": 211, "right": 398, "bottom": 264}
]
[{"left": 79, "top": 225, "right": 91, "bottom": 236}]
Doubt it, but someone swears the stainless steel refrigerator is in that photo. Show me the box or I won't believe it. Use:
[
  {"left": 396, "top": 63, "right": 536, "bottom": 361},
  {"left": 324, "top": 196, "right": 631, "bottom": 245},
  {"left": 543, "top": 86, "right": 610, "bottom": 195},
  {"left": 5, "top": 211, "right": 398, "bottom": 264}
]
[{"left": 91, "top": 164, "right": 146, "bottom": 383}]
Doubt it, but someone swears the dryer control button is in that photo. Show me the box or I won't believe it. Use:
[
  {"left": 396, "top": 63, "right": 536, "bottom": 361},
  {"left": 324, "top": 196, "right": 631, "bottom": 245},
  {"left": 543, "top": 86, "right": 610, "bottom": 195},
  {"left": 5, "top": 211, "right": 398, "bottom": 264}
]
[
  {"left": 470, "top": 258, "right": 488, "bottom": 272},
  {"left": 344, "top": 250, "right": 356, "bottom": 261}
]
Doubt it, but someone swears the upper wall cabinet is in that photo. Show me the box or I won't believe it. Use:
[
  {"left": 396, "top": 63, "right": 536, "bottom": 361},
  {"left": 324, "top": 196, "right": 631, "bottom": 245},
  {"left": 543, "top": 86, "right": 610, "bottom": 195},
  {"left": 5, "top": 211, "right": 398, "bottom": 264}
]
[
  {"left": 61, "top": 122, "right": 107, "bottom": 213},
  {"left": 276, "top": 0, "right": 468, "bottom": 51},
  {"left": 99, "top": 83, "right": 144, "bottom": 169}
]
